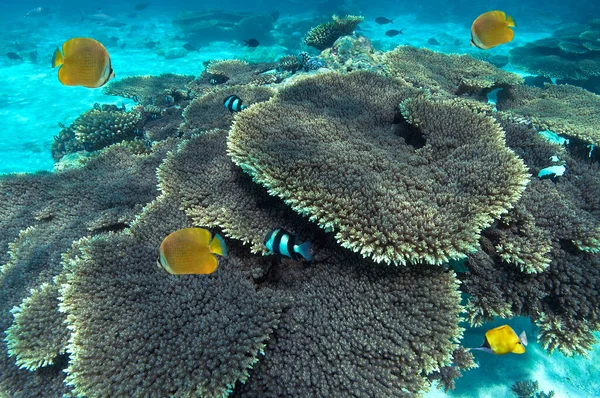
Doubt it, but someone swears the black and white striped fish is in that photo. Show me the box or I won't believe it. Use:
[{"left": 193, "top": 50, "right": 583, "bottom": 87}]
[
  {"left": 223, "top": 95, "right": 247, "bottom": 112},
  {"left": 264, "top": 228, "right": 312, "bottom": 261}
]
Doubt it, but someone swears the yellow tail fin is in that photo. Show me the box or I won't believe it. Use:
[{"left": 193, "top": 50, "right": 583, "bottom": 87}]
[
  {"left": 51, "top": 48, "right": 63, "bottom": 68},
  {"left": 507, "top": 15, "right": 516, "bottom": 27}
]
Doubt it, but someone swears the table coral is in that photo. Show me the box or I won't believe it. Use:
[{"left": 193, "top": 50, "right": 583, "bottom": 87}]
[
  {"left": 303, "top": 15, "right": 363, "bottom": 51},
  {"left": 496, "top": 83, "right": 600, "bottom": 146},
  {"left": 228, "top": 71, "right": 529, "bottom": 265},
  {"left": 381, "top": 46, "right": 523, "bottom": 97}
]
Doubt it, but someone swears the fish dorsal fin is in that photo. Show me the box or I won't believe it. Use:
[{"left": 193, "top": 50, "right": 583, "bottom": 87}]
[
  {"left": 506, "top": 15, "right": 516, "bottom": 27},
  {"left": 209, "top": 233, "right": 227, "bottom": 257}
]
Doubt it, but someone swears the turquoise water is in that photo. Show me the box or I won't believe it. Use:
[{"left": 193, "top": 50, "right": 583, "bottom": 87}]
[{"left": 2, "top": 1, "right": 600, "bottom": 397}]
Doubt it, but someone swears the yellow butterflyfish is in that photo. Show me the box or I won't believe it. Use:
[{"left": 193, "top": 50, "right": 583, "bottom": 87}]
[
  {"left": 157, "top": 228, "right": 227, "bottom": 275},
  {"left": 470, "top": 11, "right": 516, "bottom": 50}
]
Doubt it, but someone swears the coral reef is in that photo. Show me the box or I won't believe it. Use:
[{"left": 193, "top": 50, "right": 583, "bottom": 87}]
[
  {"left": 180, "top": 86, "right": 274, "bottom": 133},
  {"left": 497, "top": 83, "right": 600, "bottom": 146},
  {"left": 228, "top": 71, "right": 529, "bottom": 265},
  {"left": 5, "top": 282, "right": 68, "bottom": 371},
  {"left": 511, "top": 379, "right": 555, "bottom": 398},
  {"left": 320, "top": 35, "right": 378, "bottom": 72},
  {"left": 510, "top": 21, "right": 600, "bottom": 83},
  {"left": 60, "top": 195, "right": 284, "bottom": 398},
  {"left": 381, "top": 46, "right": 523, "bottom": 97},
  {"left": 199, "top": 59, "right": 280, "bottom": 87},
  {"left": 234, "top": 248, "right": 464, "bottom": 397},
  {"left": 427, "top": 347, "right": 478, "bottom": 392},
  {"left": 460, "top": 118, "right": 600, "bottom": 356},
  {"left": 303, "top": 15, "right": 363, "bottom": 51},
  {"left": 52, "top": 104, "right": 144, "bottom": 157},
  {"left": 0, "top": 141, "right": 174, "bottom": 395},
  {"left": 157, "top": 131, "right": 313, "bottom": 255},
  {"left": 103, "top": 73, "right": 194, "bottom": 105}
]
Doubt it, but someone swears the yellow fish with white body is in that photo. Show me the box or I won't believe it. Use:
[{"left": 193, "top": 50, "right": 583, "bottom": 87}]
[
  {"left": 471, "top": 324, "right": 527, "bottom": 355},
  {"left": 52, "top": 37, "right": 115, "bottom": 88},
  {"left": 157, "top": 228, "right": 227, "bottom": 275},
  {"left": 470, "top": 11, "right": 516, "bottom": 50}
]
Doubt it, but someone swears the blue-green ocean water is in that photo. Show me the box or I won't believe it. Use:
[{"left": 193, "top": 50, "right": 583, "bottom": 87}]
[{"left": 1, "top": 1, "right": 600, "bottom": 397}]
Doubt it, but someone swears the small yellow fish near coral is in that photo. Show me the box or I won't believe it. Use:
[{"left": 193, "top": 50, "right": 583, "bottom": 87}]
[
  {"left": 471, "top": 324, "right": 528, "bottom": 355},
  {"left": 51, "top": 38, "right": 115, "bottom": 88},
  {"left": 470, "top": 11, "right": 516, "bottom": 50},
  {"left": 157, "top": 228, "right": 227, "bottom": 275}
]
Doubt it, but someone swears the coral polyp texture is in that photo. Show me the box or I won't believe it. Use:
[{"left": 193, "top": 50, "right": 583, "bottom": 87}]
[
  {"left": 461, "top": 119, "right": 600, "bottom": 356},
  {"left": 303, "top": 15, "right": 364, "bottom": 51},
  {"left": 381, "top": 46, "right": 523, "bottom": 97},
  {"left": 228, "top": 71, "right": 529, "bottom": 265},
  {"left": 158, "top": 131, "right": 315, "bottom": 254},
  {"left": 5, "top": 282, "right": 68, "bottom": 371},
  {"left": 180, "top": 86, "right": 274, "bottom": 133},
  {"left": 62, "top": 105, "right": 144, "bottom": 152},
  {"left": 103, "top": 73, "right": 195, "bottom": 105},
  {"left": 60, "top": 194, "right": 284, "bottom": 398},
  {"left": 496, "top": 83, "right": 600, "bottom": 146},
  {"left": 0, "top": 142, "right": 174, "bottom": 395},
  {"left": 234, "top": 248, "right": 466, "bottom": 397}
]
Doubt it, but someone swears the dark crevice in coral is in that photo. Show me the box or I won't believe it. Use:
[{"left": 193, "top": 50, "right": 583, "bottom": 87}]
[
  {"left": 90, "top": 222, "right": 130, "bottom": 235},
  {"left": 393, "top": 117, "right": 426, "bottom": 149},
  {"left": 559, "top": 239, "right": 580, "bottom": 255}
]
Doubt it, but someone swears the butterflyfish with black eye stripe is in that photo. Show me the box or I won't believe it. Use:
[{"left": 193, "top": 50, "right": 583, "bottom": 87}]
[
  {"left": 471, "top": 324, "right": 527, "bottom": 355},
  {"left": 52, "top": 38, "right": 115, "bottom": 88},
  {"left": 157, "top": 228, "right": 227, "bottom": 275},
  {"left": 264, "top": 228, "right": 312, "bottom": 262},
  {"left": 470, "top": 11, "right": 516, "bottom": 50}
]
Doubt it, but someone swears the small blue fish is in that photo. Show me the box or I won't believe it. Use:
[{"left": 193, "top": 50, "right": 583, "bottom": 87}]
[
  {"left": 264, "top": 228, "right": 312, "bottom": 261},
  {"left": 223, "top": 95, "right": 246, "bottom": 112}
]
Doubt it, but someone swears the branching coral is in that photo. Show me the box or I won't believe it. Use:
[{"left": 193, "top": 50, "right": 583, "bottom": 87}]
[
  {"left": 381, "top": 46, "right": 523, "bottom": 97},
  {"left": 103, "top": 73, "right": 194, "bottom": 105},
  {"left": 158, "top": 131, "right": 314, "bottom": 254},
  {"left": 59, "top": 194, "right": 285, "bottom": 398},
  {"left": 0, "top": 141, "right": 174, "bottom": 395},
  {"left": 497, "top": 83, "right": 600, "bottom": 146},
  {"left": 228, "top": 71, "right": 529, "bottom": 265},
  {"left": 198, "top": 59, "right": 280, "bottom": 87},
  {"left": 63, "top": 104, "right": 144, "bottom": 152},
  {"left": 5, "top": 282, "right": 68, "bottom": 370},
  {"left": 180, "top": 86, "right": 274, "bottom": 133},
  {"left": 460, "top": 118, "right": 600, "bottom": 355},
  {"left": 303, "top": 15, "right": 363, "bottom": 51},
  {"left": 234, "top": 247, "right": 464, "bottom": 397}
]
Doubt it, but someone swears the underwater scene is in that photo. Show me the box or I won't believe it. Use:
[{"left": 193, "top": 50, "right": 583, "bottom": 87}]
[{"left": 1, "top": 0, "right": 600, "bottom": 396}]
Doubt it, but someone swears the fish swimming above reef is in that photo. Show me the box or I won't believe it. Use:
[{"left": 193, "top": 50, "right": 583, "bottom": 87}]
[
  {"left": 134, "top": 2, "right": 150, "bottom": 10},
  {"left": 471, "top": 325, "right": 527, "bottom": 355},
  {"left": 24, "top": 7, "right": 54, "bottom": 18},
  {"left": 264, "top": 228, "right": 313, "bottom": 262},
  {"left": 385, "top": 29, "right": 403, "bottom": 37},
  {"left": 470, "top": 10, "right": 516, "bottom": 50},
  {"left": 223, "top": 95, "right": 247, "bottom": 112},
  {"left": 375, "top": 17, "right": 393, "bottom": 25},
  {"left": 80, "top": 10, "right": 125, "bottom": 27},
  {"left": 52, "top": 38, "right": 115, "bottom": 88},
  {"left": 183, "top": 42, "right": 199, "bottom": 52},
  {"left": 6, "top": 52, "right": 23, "bottom": 61},
  {"left": 243, "top": 38, "right": 260, "bottom": 47},
  {"left": 157, "top": 228, "right": 227, "bottom": 275}
]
